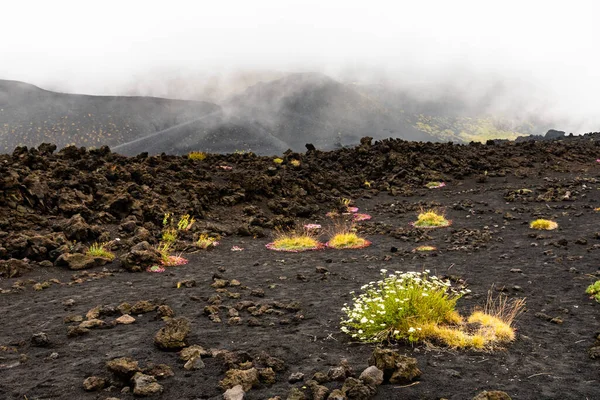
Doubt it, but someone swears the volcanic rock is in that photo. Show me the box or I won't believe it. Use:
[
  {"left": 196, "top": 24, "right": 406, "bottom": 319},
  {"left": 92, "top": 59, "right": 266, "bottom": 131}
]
[
  {"left": 82, "top": 376, "right": 106, "bottom": 391},
  {"left": 220, "top": 368, "right": 260, "bottom": 391},
  {"left": 286, "top": 387, "right": 307, "bottom": 400},
  {"left": 223, "top": 384, "right": 245, "bottom": 400},
  {"left": 0, "top": 258, "right": 32, "bottom": 278},
  {"left": 472, "top": 391, "right": 512, "bottom": 400},
  {"left": 121, "top": 241, "right": 161, "bottom": 272},
  {"left": 154, "top": 317, "right": 191, "bottom": 350},
  {"left": 62, "top": 214, "right": 95, "bottom": 242},
  {"left": 106, "top": 357, "right": 141, "bottom": 378},
  {"left": 31, "top": 332, "right": 51, "bottom": 347},
  {"left": 54, "top": 253, "right": 97, "bottom": 270},
  {"left": 341, "top": 377, "right": 376, "bottom": 399},
  {"left": 327, "top": 389, "right": 347, "bottom": 400},
  {"left": 132, "top": 372, "right": 163, "bottom": 396},
  {"left": 358, "top": 366, "right": 383, "bottom": 386},
  {"left": 368, "top": 347, "right": 421, "bottom": 384}
]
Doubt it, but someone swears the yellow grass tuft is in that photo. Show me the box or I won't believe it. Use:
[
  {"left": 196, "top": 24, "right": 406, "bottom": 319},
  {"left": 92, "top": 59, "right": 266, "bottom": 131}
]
[
  {"left": 327, "top": 232, "right": 369, "bottom": 249},
  {"left": 413, "top": 210, "right": 451, "bottom": 228},
  {"left": 529, "top": 219, "right": 558, "bottom": 230},
  {"left": 271, "top": 235, "right": 320, "bottom": 250},
  {"left": 86, "top": 242, "right": 115, "bottom": 260},
  {"left": 188, "top": 151, "right": 207, "bottom": 161}
]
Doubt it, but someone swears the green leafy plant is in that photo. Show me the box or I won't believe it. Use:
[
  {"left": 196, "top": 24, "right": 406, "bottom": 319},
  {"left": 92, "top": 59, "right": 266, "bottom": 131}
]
[
  {"left": 341, "top": 270, "right": 466, "bottom": 343},
  {"left": 85, "top": 242, "right": 115, "bottom": 260},
  {"left": 341, "top": 272, "right": 525, "bottom": 349},
  {"left": 411, "top": 209, "right": 451, "bottom": 228},
  {"left": 586, "top": 281, "right": 600, "bottom": 303}
]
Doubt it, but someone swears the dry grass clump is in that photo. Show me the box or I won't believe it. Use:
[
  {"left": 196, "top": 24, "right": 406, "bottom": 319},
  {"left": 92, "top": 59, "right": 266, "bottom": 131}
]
[
  {"left": 342, "top": 276, "right": 525, "bottom": 350},
  {"left": 197, "top": 233, "right": 220, "bottom": 249},
  {"left": 326, "top": 224, "right": 370, "bottom": 249},
  {"left": 188, "top": 151, "right": 207, "bottom": 161},
  {"left": 266, "top": 227, "right": 324, "bottom": 252},
  {"left": 412, "top": 209, "right": 451, "bottom": 228},
  {"left": 86, "top": 242, "right": 115, "bottom": 260},
  {"left": 529, "top": 219, "right": 558, "bottom": 230}
]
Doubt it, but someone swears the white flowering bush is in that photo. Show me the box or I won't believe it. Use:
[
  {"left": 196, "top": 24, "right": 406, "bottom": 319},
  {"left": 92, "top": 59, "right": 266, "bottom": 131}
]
[{"left": 341, "top": 270, "right": 470, "bottom": 343}]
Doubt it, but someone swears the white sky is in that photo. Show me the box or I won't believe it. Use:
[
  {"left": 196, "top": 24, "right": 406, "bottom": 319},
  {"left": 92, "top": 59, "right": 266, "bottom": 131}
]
[{"left": 1, "top": 0, "right": 598, "bottom": 130}]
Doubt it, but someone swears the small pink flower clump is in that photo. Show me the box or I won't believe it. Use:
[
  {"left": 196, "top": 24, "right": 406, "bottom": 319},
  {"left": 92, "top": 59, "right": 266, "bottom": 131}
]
[
  {"left": 347, "top": 206, "right": 359, "bottom": 213},
  {"left": 218, "top": 165, "right": 233, "bottom": 170},
  {"left": 304, "top": 223, "right": 322, "bottom": 230},
  {"left": 353, "top": 213, "right": 372, "bottom": 221},
  {"left": 231, "top": 246, "right": 244, "bottom": 251},
  {"left": 162, "top": 256, "right": 188, "bottom": 266},
  {"left": 147, "top": 265, "right": 166, "bottom": 273},
  {"left": 596, "top": 159, "right": 600, "bottom": 163},
  {"left": 326, "top": 211, "right": 339, "bottom": 218}
]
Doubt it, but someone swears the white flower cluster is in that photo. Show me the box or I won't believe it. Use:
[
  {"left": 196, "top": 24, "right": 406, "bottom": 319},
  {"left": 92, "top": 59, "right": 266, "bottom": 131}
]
[{"left": 340, "top": 269, "right": 470, "bottom": 342}]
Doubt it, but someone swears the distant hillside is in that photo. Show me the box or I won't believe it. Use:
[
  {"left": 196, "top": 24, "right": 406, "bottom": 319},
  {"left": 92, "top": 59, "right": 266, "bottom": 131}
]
[
  {"left": 225, "top": 73, "right": 435, "bottom": 149},
  {"left": 0, "top": 75, "right": 557, "bottom": 156},
  {"left": 0, "top": 79, "right": 219, "bottom": 153}
]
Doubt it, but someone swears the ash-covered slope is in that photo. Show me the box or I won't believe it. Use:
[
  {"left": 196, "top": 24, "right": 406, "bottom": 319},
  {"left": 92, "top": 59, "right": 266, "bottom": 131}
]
[
  {"left": 0, "top": 79, "right": 221, "bottom": 153},
  {"left": 225, "top": 73, "right": 436, "bottom": 149}
]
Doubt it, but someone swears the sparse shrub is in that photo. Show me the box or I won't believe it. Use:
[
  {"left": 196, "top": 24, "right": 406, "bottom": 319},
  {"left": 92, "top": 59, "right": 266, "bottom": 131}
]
[
  {"left": 341, "top": 270, "right": 466, "bottom": 342},
  {"left": 266, "top": 227, "right": 324, "bottom": 252},
  {"left": 188, "top": 151, "right": 207, "bottom": 161},
  {"left": 586, "top": 281, "right": 600, "bottom": 303},
  {"left": 529, "top": 219, "right": 558, "bottom": 230},
  {"left": 86, "top": 242, "right": 115, "bottom": 260},
  {"left": 326, "top": 225, "right": 371, "bottom": 249},
  {"left": 411, "top": 210, "right": 451, "bottom": 228},
  {"left": 341, "top": 272, "right": 524, "bottom": 349},
  {"left": 162, "top": 228, "right": 178, "bottom": 244},
  {"left": 197, "top": 233, "right": 220, "bottom": 249}
]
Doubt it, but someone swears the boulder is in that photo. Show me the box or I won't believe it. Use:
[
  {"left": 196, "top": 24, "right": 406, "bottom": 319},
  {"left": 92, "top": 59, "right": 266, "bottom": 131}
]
[
  {"left": 121, "top": 241, "right": 161, "bottom": 272},
  {"left": 62, "top": 214, "right": 95, "bottom": 242},
  {"left": 0, "top": 258, "right": 32, "bottom": 278},
  {"left": 82, "top": 376, "right": 106, "bottom": 391},
  {"left": 341, "top": 377, "right": 376, "bottom": 399},
  {"left": 54, "top": 253, "right": 97, "bottom": 270},
  {"left": 106, "top": 357, "right": 141, "bottom": 378},
  {"left": 358, "top": 366, "right": 383, "bottom": 386}
]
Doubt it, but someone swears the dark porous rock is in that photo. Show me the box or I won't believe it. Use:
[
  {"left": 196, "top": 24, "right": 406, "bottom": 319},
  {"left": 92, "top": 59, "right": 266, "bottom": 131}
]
[
  {"left": 312, "top": 371, "right": 329, "bottom": 384},
  {"left": 121, "top": 241, "right": 162, "bottom": 272},
  {"left": 358, "top": 366, "right": 383, "bottom": 386},
  {"left": 328, "top": 359, "right": 353, "bottom": 381},
  {"left": 106, "top": 357, "right": 141, "bottom": 378},
  {"left": 472, "top": 390, "right": 512, "bottom": 400},
  {"left": 368, "top": 347, "right": 421, "bottom": 384},
  {"left": 66, "top": 325, "right": 90, "bottom": 337},
  {"left": 307, "top": 380, "right": 330, "bottom": 400},
  {"left": 31, "top": 332, "right": 51, "bottom": 347},
  {"left": 341, "top": 377, "right": 376, "bottom": 400},
  {"left": 0, "top": 258, "right": 32, "bottom": 278},
  {"left": 286, "top": 387, "right": 307, "bottom": 400},
  {"left": 223, "top": 384, "right": 245, "bottom": 400},
  {"left": 144, "top": 363, "right": 174, "bottom": 379},
  {"left": 327, "top": 389, "right": 347, "bottom": 400},
  {"left": 54, "top": 253, "right": 97, "bottom": 270},
  {"left": 154, "top": 317, "right": 191, "bottom": 350},
  {"left": 219, "top": 368, "right": 260, "bottom": 391},
  {"left": 184, "top": 355, "right": 205, "bottom": 370},
  {"left": 256, "top": 351, "right": 286, "bottom": 372},
  {"left": 288, "top": 371, "right": 305, "bottom": 383},
  {"left": 62, "top": 214, "right": 95, "bottom": 242},
  {"left": 589, "top": 346, "right": 600, "bottom": 359},
  {"left": 131, "top": 300, "right": 157, "bottom": 314},
  {"left": 180, "top": 345, "right": 210, "bottom": 361},
  {"left": 157, "top": 304, "right": 175, "bottom": 319},
  {"left": 216, "top": 350, "right": 253, "bottom": 370},
  {"left": 259, "top": 367, "right": 276, "bottom": 384},
  {"left": 132, "top": 372, "right": 163, "bottom": 396},
  {"left": 83, "top": 376, "right": 107, "bottom": 391}
]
